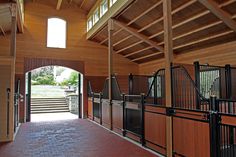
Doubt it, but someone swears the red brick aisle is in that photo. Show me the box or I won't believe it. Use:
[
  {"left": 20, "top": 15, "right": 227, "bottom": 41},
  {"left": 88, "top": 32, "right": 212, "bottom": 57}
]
[{"left": 0, "top": 119, "right": 158, "bottom": 157}]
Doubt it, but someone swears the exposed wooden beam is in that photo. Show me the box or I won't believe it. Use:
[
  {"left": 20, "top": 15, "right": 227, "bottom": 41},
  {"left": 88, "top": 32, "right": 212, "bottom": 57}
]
[
  {"left": 10, "top": 3, "right": 17, "bottom": 57},
  {"left": 127, "top": 0, "right": 162, "bottom": 26},
  {"left": 99, "top": 28, "right": 122, "bottom": 45},
  {"left": 218, "top": 0, "right": 236, "bottom": 8},
  {"left": 113, "top": 35, "right": 132, "bottom": 47},
  {"left": 172, "top": 13, "right": 235, "bottom": 41},
  {"left": 15, "top": 0, "right": 24, "bottom": 33},
  {"left": 80, "top": 0, "right": 86, "bottom": 9},
  {"left": 0, "top": 26, "right": 6, "bottom": 36},
  {"left": 174, "top": 30, "right": 234, "bottom": 50},
  {"left": 56, "top": 0, "right": 63, "bottom": 10},
  {"left": 131, "top": 52, "right": 162, "bottom": 62},
  {"left": 114, "top": 20, "right": 164, "bottom": 52},
  {"left": 198, "top": 0, "right": 236, "bottom": 32},
  {"left": 163, "top": 0, "right": 173, "bottom": 157},
  {"left": 125, "top": 46, "right": 152, "bottom": 57},
  {"left": 146, "top": 0, "right": 233, "bottom": 40},
  {"left": 173, "top": 21, "right": 223, "bottom": 41},
  {"left": 148, "top": 10, "right": 210, "bottom": 39},
  {"left": 116, "top": 40, "right": 143, "bottom": 54},
  {"left": 108, "top": 19, "right": 114, "bottom": 130},
  {"left": 137, "top": 0, "right": 196, "bottom": 33}
]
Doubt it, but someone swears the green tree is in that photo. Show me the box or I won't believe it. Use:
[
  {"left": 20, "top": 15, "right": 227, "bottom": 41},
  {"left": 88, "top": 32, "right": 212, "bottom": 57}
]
[
  {"left": 31, "top": 66, "right": 56, "bottom": 85},
  {"left": 60, "top": 71, "right": 78, "bottom": 86}
]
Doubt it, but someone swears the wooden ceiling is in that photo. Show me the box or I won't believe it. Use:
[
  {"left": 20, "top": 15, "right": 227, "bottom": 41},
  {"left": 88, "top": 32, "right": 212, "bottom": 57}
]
[
  {"left": 89, "top": 0, "right": 236, "bottom": 64},
  {"left": 26, "top": 0, "right": 97, "bottom": 13},
  {"left": 0, "top": 0, "right": 97, "bottom": 36},
  {"left": 0, "top": 3, "right": 11, "bottom": 36}
]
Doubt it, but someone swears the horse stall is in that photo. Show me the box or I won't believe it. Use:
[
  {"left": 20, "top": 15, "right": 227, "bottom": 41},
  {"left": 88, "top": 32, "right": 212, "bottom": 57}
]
[{"left": 87, "top": 62, "right": 236, "bottom": 157}]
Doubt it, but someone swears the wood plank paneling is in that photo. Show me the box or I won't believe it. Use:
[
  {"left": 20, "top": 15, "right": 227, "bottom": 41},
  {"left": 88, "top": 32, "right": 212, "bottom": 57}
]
[
  {"left": 145, "top": 106, "right": 166, "bottom": 155},
  {"left": 139, "top": 41, "right": 236, "bottom": 75},
  {"left": 173, "top": 117, "right": 210, "bottom": 157},
  {"left": 102, "top": 99, "right": 111, "bottom": 129},
  {"left": 112, "top": 101, "right": 123, "bottom": 134},
  {"left": 0, "top": 2, "right": 139, "bottom": 76},
  {"left": 88, "top": 98, "right": 93, "bottom": 119}
]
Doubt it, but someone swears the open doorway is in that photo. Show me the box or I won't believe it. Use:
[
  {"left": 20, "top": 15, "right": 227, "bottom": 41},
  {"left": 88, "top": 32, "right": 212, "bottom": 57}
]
[{"left": 25, "top": 66, "right": 83, "bottom": 122}]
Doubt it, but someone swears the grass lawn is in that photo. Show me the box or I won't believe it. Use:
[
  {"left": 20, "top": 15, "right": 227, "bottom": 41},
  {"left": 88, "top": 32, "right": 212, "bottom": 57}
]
[{"left": 31, "top": 85, "right": 66, "bottom": 98}]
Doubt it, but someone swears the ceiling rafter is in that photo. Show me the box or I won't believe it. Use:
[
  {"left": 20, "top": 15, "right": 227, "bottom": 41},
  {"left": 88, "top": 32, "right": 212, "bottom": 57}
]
[
  {"left": 131, "top": 52, "right": 162, "bottom": 62},
  {"left": 116, "top": 41, "right": 143, "bottom": 54},
  {"left": 137, "top": 0, "right": 197, "bottom": 33},
  {"left": 148, "top": 10, "right": 210, "bottom": 39},
  {"left": 96, "top": 0, "right": 195, "bottom": 45},
  {"left": 174, "top": 30, "right": 234, "bottom": 50},
  {"left": 146, "top": 0, "right": 233, "bottom": 40},
  {"left": 159, "top": 14, "right": 236, "bottom": 50},
  {"left": 99, "top": 28, "right": 122, "bottom": 45},
  {"left": 218, "top": 0, "right": 236, "bottom": 8},
  {"left": 198, "top": 0, "right": 236, "bottom": 32},
  {"left": 173, "top": 21, "right": 223, "bottom": 41},
  {"left": 114, "top": 20, "right": 164, "bottom": 52},
  {"left": 80, "top": 0, "right": 86, "bottom": 9},
  {"left": 125, "top": 46, "right": 152, "bottom": 57},
  {"left": 127, "top": 0, "right": 162, "bottom": 26},
  {"left": 113, "top": 35, "right": 132, "bottom": 46},
  {"left": 56, "top": 0, "right": 63, "bottom": 10}
]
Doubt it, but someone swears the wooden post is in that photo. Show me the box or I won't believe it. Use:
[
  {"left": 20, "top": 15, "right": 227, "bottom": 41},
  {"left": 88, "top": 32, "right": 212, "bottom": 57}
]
[
  {"left": 108, "top": 19, "right": 114, "bottom": 130},
  {"left": 163, "top": 0, "right": 173, "bottom": 156},
  {"left": 10, "top": 3, "right": 17, "bottom": 57}
]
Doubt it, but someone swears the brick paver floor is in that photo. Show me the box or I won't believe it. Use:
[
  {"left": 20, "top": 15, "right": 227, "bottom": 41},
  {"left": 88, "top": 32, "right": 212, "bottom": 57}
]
[{"left": 0, "top": 119, "right": 158, "bottom": 157}]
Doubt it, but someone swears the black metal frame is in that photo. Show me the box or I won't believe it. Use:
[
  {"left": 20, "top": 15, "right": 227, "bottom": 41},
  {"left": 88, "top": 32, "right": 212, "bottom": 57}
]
[
  {"left": 26, "top": 72, "right": 31, "bottom": 122},
  {"left": 14, "top": 79, "right": 20, "bottom": 132},
  {"left": 78, "top": 73, "right": 81, "bottom": 118}
]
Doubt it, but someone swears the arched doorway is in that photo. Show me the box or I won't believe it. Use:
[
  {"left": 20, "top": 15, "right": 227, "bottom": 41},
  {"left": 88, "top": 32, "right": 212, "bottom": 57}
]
[
  {"left": 25, "top": 66, "right": 83, "bottom": 122},
  {"left": 23, "top": 58, "right": 85, "bottom": 122}
]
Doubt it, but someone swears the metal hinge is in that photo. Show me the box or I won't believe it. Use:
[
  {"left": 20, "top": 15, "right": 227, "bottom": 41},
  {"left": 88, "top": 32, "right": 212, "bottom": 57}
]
[{"left": 166, "top": 107, "right": 176, "bottom": 116}]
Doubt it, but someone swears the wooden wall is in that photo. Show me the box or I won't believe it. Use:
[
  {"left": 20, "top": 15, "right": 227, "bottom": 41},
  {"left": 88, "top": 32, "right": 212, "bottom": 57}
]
[
  {"left": 0, "top": 58, "right": 15, "bottom": 142},
  {"left": 139, "top": 41, "right": 236, "bottom": 75},
  {"left": 0, "top": 2, "right": 139, "bottom": 76}
]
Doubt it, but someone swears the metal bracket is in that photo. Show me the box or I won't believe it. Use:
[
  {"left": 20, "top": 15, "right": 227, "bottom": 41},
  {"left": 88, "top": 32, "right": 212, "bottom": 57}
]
[
  {"left": 166, "top": 107, "right": 176, "bottom": 116},
  {"left": 11, "top": 3, "right": 17, "bottom": 17},
  {"left": 207, "top": 112, "right": 222, "bottom": 123}
]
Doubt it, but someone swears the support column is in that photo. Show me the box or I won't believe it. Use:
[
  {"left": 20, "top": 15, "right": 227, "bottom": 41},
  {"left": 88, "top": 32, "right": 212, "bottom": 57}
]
[
  {"left": 108, "top": 19, "right": 114, "bottom": 130},
  {"left": 163, "top": 0, "right": 173, "bottom": 156},
  {"left": 10, "top": 3, "right": 17, "bottom": 57}
]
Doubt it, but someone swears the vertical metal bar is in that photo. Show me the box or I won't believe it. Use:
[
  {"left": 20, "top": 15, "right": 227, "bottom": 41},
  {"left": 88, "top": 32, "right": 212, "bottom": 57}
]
[
  {"left": 78, "top": 73, "right": 81, "bottom": 118},
  {"left": 154, "top": 75, "right": 158, "bottom": 104},
  {"left": 99, "top": 93, "right": 103, "bottom": 125},
  {"left": 194, "top": 62, "right": 200, "bottom": 109},
  {"left": 92, "top": 92, "right": 95, "bottom": 121},
  {"left": 6, "top": 88, "right": 10, "bottom": 138},
  {"left": 209, "top": 95, "right": 220, "bottom": 157},
  {"left": 122, "top": 93, "right": 126, "bottom": 136},
  {"left": 140, "top": 93, "right": 145, "bottom": 146},
  {"left": 26, "top": 72, "right": 31, "bottom": 122},
  {"left": 128, "top": 73, "right": 133, "bottom": 95}
]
